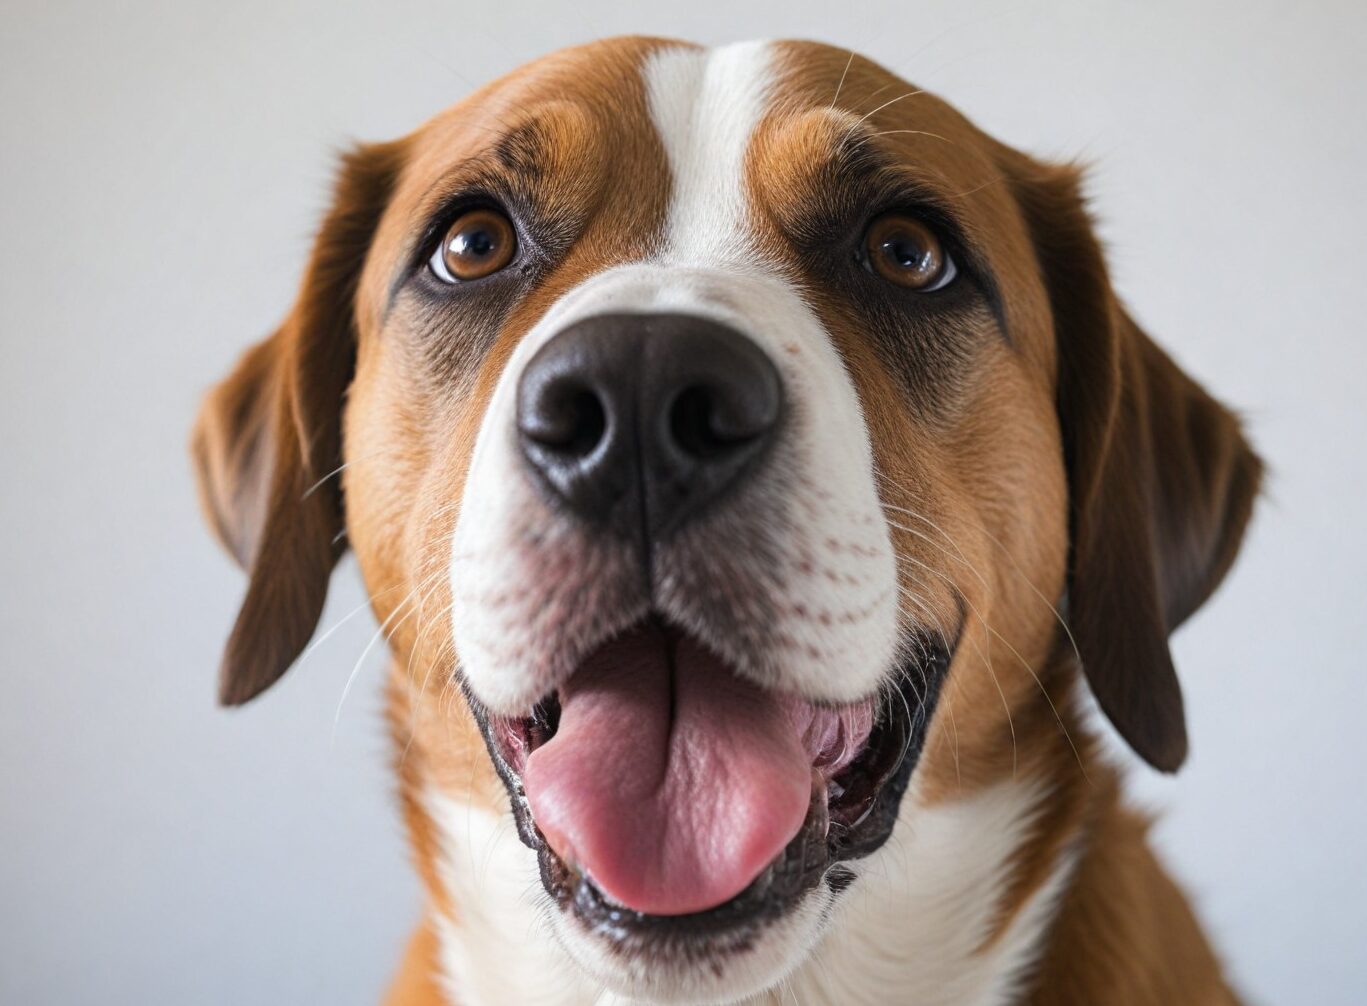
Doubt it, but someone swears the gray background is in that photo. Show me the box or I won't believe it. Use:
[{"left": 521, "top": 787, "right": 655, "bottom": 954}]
[{"left": 3, "top": 0, "right": 1363, "bottom": 1002}]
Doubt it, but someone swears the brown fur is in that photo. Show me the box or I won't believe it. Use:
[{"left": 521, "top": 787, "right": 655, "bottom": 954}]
[{"left": 191, "top": 38, "right": 1259, "bottom": 1004}]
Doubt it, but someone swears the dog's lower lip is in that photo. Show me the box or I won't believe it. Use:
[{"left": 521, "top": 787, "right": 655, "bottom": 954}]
[{"left": 471, "top": 620, "right": 956, "bottom": 939}]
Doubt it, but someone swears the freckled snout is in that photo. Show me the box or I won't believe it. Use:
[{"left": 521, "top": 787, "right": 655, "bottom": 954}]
[{"left": 516, "top": 312, "right": 783, "bottom": 540}]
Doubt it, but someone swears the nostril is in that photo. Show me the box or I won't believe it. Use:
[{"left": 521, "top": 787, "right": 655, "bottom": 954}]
[
  {"left": 523, "top": 383, "right": 608, "bottom": 459},
  {"left": 667, "top": 369, "right": 780, "bottom": 463},
  {"left": 669, "top": 386, "right": 752, "bottom": 459}
]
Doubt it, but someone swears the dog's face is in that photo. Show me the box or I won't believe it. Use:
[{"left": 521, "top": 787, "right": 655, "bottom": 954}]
[{"left": 193, "top": 38, "right": 1259, "bottom": 1003}]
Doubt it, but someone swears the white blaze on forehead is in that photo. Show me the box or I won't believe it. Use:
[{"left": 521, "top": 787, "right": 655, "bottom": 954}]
[{"left": 643, "top": 42, "right": 775, "bottom": 264}]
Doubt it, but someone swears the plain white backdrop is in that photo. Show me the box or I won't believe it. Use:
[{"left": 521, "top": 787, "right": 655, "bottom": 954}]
[{"left": 2, "top": 0, "right": 1363, "bottom": 1002}]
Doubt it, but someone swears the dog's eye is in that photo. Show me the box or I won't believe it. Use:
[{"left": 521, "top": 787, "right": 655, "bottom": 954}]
[
  {"left": 863, "top": 214, "right": 957, "bottom": 291},
  {"left": 429, "top": 208, "right": 517, "bottom": 283}
]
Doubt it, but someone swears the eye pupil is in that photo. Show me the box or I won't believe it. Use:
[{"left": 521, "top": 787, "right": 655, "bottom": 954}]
[
  {"left": 883, "top": 236, "right": 927, "bottom": 270},
  {"left": 459, "top": 229, "right": 495, "bottom": 257}
]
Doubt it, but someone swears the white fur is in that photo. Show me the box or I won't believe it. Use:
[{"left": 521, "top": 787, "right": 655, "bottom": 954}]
[
  {"left": 645, "top": 40, "right": 772, "bottom": 265},
  {"left": 424, "top": 790, "right": 596, "bottom": 1006}
]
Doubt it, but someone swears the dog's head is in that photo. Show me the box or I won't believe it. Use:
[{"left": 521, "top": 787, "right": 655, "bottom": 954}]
[{"left": 192, "top": 38, "right": 1260, "bottom": 1002}]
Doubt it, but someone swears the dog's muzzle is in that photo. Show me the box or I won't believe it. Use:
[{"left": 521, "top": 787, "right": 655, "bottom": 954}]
[{"left": 450, "top": 265, "right": 932, "bottom": 961}]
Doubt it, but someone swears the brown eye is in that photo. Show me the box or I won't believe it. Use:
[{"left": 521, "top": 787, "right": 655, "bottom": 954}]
[
  {"left": 863, "top": 214, "right": 957, "bottom": 291},
  {"left": 429, "top": 208, "right": 517, "bottom": 283}
]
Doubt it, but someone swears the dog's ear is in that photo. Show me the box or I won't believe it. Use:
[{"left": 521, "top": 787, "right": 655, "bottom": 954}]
[
  {"left": 1010, "top": 161, "right": 1262, "bottom": 772},
  {"left": 191, "top": 141, "right": 405, "bottom": 706}
]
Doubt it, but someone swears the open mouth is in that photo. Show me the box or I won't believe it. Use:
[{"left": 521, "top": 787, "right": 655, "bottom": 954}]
[{"left": 470, "top": 617, "right": 953, "bottom": 946}]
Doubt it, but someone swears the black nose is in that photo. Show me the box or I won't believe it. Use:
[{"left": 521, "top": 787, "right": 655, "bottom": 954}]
[{"left": 517, "top": 312, "right": 783, "bottom": 540}]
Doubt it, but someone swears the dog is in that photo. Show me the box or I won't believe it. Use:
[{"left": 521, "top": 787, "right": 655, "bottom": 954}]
[{"left": 191, "top": 37, "right": 1261, "bottom": 1005}]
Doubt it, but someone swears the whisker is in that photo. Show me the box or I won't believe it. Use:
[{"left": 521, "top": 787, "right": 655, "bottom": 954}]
[
  {"left": 971, "top": 520, "right": 1084, "bottom": 671},
  {"left": 828, "top": 50, "right": 856, "bottom": 109},
  {"left": 296, "top": 583, "right": 403, "bottom": 671},
  {"left": 884, "top": 513, "right": 985, "bottom": 589},
  {"left": 333, "top": 589, "right": 419, "bottom": 739},
  {"left": 841, "top": 89, "right": 927, "bottom": 143},
  {"left": 398, "top": 504, "right": 467, "bottom": 765},
  {"left": 885, "top": 509, "right": 1016, "bottom": 774},
  {"left": 898, "top": 580, "right": 967, "bottom": 790},
  {"left": 849, "top": 127, "right": 952, "bottom": 154},
  {"left": 943, "top": 680, "right": 963, "bottom": 789},
  {"left": 891, "top": 535, "right": 1087, "bottom": 780},
  {"left": 945, "top": 173, "right": 1009, "bottom": 201},
  {"left": 301, "top": 448, "right": 390, "bottom": 500},
  {"left": 403, "top": 587, "right": 458, "bottom": 724},
  {"left": 895, "top": 548, "right": 1085, "bottom": 781},
  {"left": 875, "top": 471, "right": 1082, "bottom": 670},
  {"left": 895, "top": 584, "right": 954, "bottom": 661},
  {"left": 897, "top": 578, "right": 1014, "bottom": 768},
  {"left": 405, "top": 601, "right": 455, "bottom": 761}
]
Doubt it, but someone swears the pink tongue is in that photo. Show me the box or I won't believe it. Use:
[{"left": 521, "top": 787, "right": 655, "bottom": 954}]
[{"left": 524, "top": 625, "right": 839, "bottom": 916}]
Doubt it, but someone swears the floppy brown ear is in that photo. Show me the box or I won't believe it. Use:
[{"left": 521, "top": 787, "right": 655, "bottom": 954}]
[
  {"left": 191, "top": 141, "right": 405, "bottom": 706},
  {"left": 1011, "top": 162, "right": 1262, "bottom": 772}
]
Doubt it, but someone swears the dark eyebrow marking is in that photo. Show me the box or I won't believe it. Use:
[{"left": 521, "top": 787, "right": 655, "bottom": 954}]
[{"left": 494, "top": 117, "right": 552, "bottom": 182}]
